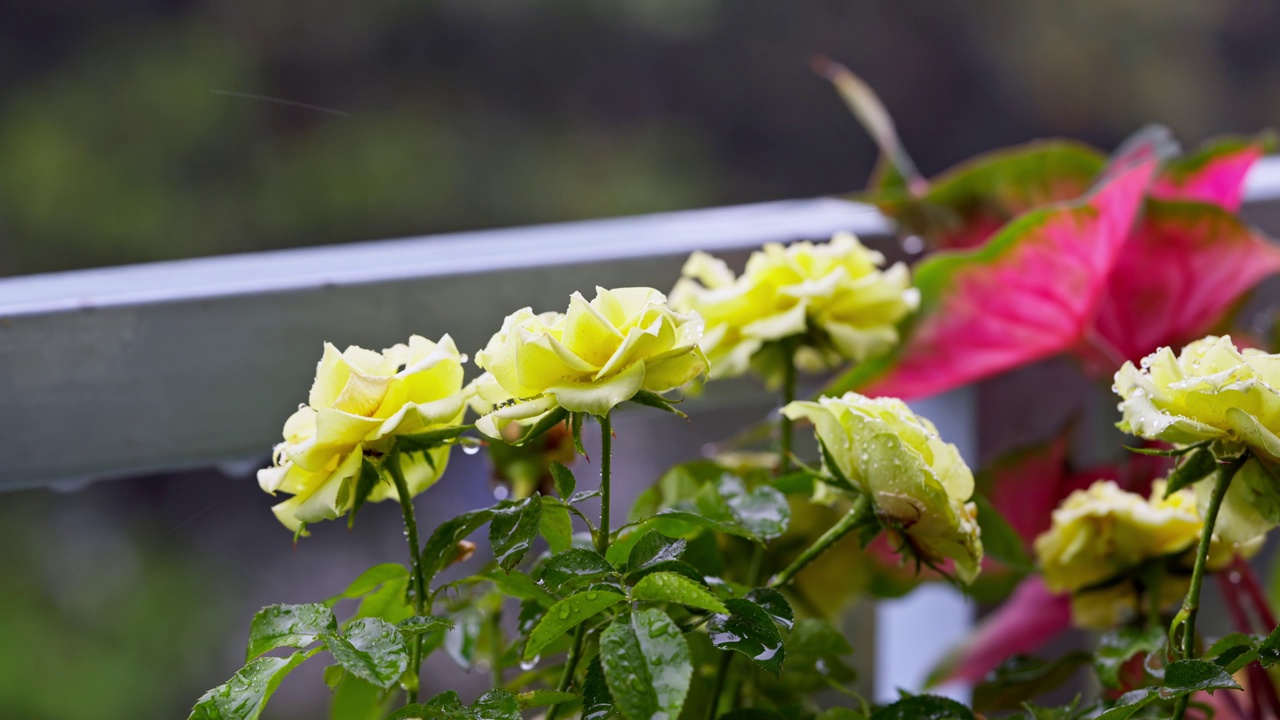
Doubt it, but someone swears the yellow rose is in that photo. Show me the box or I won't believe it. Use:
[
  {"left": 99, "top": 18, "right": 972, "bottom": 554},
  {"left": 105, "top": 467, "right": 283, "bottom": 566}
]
[
  {"left": 1034, "top": 479, "right": 1259, "bottom": 628},
  {"left": 782, "top": 392, "right": 983, "bottom": 584},
  {"left": 670, "top": 233, "right": 918, "bottom": 383},
  {"left": 1115, "top": 335, "right": 1280, "bottom": 459},
  {"left": 471, "top": 287, "right": 707, "bottom": 438},
  {"left": 258, "top": 335, "right": 469, "bottom": 531}
]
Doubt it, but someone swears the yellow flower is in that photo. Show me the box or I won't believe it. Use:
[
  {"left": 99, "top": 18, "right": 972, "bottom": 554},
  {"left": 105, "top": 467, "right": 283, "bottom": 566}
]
[
  {"left": 782, "top": 392, "right": 983, "bottom": 584},
  {"left": 258, "top": 335, "right": 469, "bottom": 531},
  {"left": 670, "top": 233, "right": 918, "bottom": 383},
  {"left": 1034, "top": 479, "right": 1259, "bottom": 628},
  {"left": 472, "top": 287, "right": 707, "bottom": 438},
  {"left": 1115, "top": 335, "right": 1280, "bottom": 460}
]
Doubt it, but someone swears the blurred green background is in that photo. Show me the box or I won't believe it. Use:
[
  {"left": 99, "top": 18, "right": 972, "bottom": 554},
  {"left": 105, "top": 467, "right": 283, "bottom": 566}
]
[{"left": 5, "top": 2, "right": 1280, "bottom": 718}]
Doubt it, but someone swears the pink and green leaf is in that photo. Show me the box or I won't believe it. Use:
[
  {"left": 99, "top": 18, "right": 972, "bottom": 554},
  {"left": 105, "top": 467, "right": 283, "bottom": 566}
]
[{"left": 1151, "top": 134, "right": 1274, "bottom": 210}]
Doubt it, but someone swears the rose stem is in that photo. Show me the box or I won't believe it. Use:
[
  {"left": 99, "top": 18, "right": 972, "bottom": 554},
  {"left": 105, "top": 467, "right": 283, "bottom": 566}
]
[{"left": 386, "top": 449, "right": 428, "bottom": 704}]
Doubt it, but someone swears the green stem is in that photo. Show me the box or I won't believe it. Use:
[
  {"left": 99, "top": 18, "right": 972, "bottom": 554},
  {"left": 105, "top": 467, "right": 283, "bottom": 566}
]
[
  {"left": 489, "top": 608, "right": 504, "bottom": 690},
  {"left": 779, "top": 348, "right": 797, "bottom": 474},
  {"left": 385, "top": 451, "right": 427, "bottom": 704},
  {"left": 1171, "top": 453, "right": 1245, "bottom": 720},
  {"left": 547, "top": 412, "right": 613, "bottom": 720},
  {"left": 770, "top": 494, "right": 872, "bottom": 589}
]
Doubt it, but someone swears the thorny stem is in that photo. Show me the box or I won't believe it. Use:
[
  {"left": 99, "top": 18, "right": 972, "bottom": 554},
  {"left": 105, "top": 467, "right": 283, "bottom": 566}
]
[
  {"left": 1172, "top": 453, "right": 1246, "bottom": 720},
  {"left": 386, "top": 450, "right": 427, "bottom": 704},
  {"left": 546, "top": 412, "right": 613, "bottom": 720},
  {"left": 769, "top": 493, "right": 872, "bottom": 589}
]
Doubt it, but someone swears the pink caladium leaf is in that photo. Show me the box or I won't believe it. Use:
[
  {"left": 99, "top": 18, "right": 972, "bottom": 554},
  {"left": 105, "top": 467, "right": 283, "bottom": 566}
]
[
  {"left": 926, "top": 576, "right": 1072, "bottom": 686},
  {"left": 1087, "top": 199, "right": 1280, "bottom": 367},
  {"left": 827, "top": 144, "right": 1160, "bottom": 400},
  {"left": 1150, "top": 135, "right": 1273, "bottom": 210}
]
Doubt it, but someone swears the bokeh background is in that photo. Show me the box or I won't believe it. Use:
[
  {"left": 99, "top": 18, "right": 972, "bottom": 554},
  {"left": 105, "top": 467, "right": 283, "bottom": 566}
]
[{"left": 5, "top": 2, "right": 1280, "bottom": 718}]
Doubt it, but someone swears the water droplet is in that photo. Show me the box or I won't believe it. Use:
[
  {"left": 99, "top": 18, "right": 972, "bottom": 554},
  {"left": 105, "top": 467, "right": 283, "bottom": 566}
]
[
  {"left": 493, "top": 486, "right": 510, "bottom": 501},
  {"left": 520, "top": 655, "right": 540, "bottom": 671},
  {"left": 558, "top": 608, "right": 572, "bottom": 620},
  {"left": 585, "top": 591, "right": 598, "bottom": 601},
  {"left": 462, "top": 444, "right": 480, "bottom": 456},
  {"left": 901, "top": 235, "right": 925, "bottom": 254}
]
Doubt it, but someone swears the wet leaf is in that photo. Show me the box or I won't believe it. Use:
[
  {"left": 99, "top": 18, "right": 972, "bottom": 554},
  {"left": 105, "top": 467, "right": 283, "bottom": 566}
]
[
  {"left": 539, "top": 548, "right": 617, "bottom": 594},
  {"left": 973, "top": 653, "right": 1091, "bottom": 713},
  {"left": 188, "top": 649, "right": 318, "bottom": 720},
  {"left": 1095, "top": 627, "right": 1165, "bottom": 688},
  {"left": 421, "top": 507, "right": 500, "bottom": 583},
  {"left": 551, "top": 462, "right": 576, "bottom": 499},
  {"left": 469, "top": 689, "right": 521, "bottom": 720},
  {"left": 720, "top": 475, "right": 790, "bottom": 540},
  {"left": 707, "top": 598, "right": 786, "bottom": 676},
  {"left": 631, "top": 572, "right": 727, "bottom": 614},
  {"left": 490, "top": 495, "right": 543, "bottom": 571},
  {"left": 245, "top": 603, "right": 336, "bottom": 661},
  {"left": 745, "top": 588, "right": 794, "bottom": 630},
  {"left": 326, "top": 564, "right": 408, "bottom": 606},
  {"left": 395, "top": 425, "right": 470, "bottom": 453},
  {"left": 1163, "top": 447, "right": 1219, "bottom": 496},
  {"left": 600, "top": 609, "right": 693, "bottom": 720},
  {"left": 870, "top": 694, "right": 975, "bottom": 720},
  {"left": 524, "top": 588, "right": 626, "bottom": 660},
  {"left": 396, "top": 615, "right": 454, "bottom": 639},
  {"left": 444, "top": 606, "right": 483, "bottom": 670},
  {"left": 539, "top": 497, "right": 574, "bottom": 553},
  {"left": 624, "top": 530, "right": 687, "bottom": 574},
  {"left": 582, "top": 656, "right": 614, "bottom": 720},
  {"left": 323, "top": 618, "right": 410, "bottom": 690},
  {"left": 516, "top": 690, "right": 578, "bottom": 709}
]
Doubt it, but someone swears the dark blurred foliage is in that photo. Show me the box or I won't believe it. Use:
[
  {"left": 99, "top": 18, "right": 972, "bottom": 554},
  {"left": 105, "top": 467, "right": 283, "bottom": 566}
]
[
  {"left": 6, "top": 2, "right": 1280, "bottom": 718},
  {"left": 3, "top": 1, "right": 1280, "bottom": 276}
]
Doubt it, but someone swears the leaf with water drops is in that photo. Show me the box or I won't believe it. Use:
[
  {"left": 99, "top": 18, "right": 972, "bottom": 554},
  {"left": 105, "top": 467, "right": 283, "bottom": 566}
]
[
  {"left": 490, "top": 495, "right": 543, "bottom": 571},
  {"left": 539, "top": 497, "right": 574, "bottom": 553},
  {"left": 626, "top": 559, "right": 705, "bottom": 588},
  {"left": 630, "top": 572, "right": 727, "bottom": 614},
  {"left": 551, "top": 462, "right": 576, "bottom": 499},
  {"left": 420, "top": 507, "right": 499, "bottom": 583},
  {"left": 326, "top": 564, "right": 408, "bottom": 606},
  {"left": 539, "top": 548, "right": 618, "bottom": 593},
  {"left": 245, "top": 603, "right": 337, "bottom": 661},
  {"left": 486, "top": 567, "right": 558, "bottom": 607},
  {"left": 524, "top": 588, "right": 626, "bottom": 660},
  {"left": 328, "top": 669, "right": 395, "bottom": 720},
  {"left": 516, "top": 690, "right": 578, "bottom": 709},
  {"left": 745, "top": 588, "right": 794, "bottom": 631},
  {"left": 719, "top": 475, "right": 790, "bottom": 540},
  {"left": 396, "top": 615, "right": 454, "bottom": 639},
  {"left": 469, "top": 689, "right": 521, "bottom": 720},
  {"left": 323, "top": 617, "right": 410, "bottom": 690},
  {"left": 624, "top": 530, "right": 686, "bottom": 574},
  {"left": 600, "top": 609, "right": 693, "bottom": 720},
  {"left": 707, "top": 598, "right": 786, "bottom": 676},
  {"left": 1094, "top": 627, "right": 1165, "bottom": 688},
  {"left": 385, "top": 690, "right": 470, "bottom": 719},
  {"left": 582, "top": 657, "right": 614, "bottom": 720},
  {"left": 1158, "top": 658, "right": 1241, "bottom": 697},
  {"left": 188, "top": 649, "right": 318, "bottom": 720},
  {"left": 1258, "top": 624, "right": 1280, "bottom": 666}
]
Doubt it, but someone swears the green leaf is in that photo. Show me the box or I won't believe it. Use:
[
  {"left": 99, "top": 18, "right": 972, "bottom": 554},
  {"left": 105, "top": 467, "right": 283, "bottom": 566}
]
[
  {"left": 524, "top": 589, "right": 626, "bottom": 660},
  {"left": 486, "top": 568, "right": 558, "bottom": 607},
  {"left": 819, "top": 439, "right": 860, "bottom": 492},
  {"left": 645, "top": 510, "right": 761, "bottom": 542},
  {"left": 624, "top": 530, "right": 687, "bottom": 574},
  {"left": 445, "top": 606, "right": 484, "bottom": 669},
  {"left": 329, "top": 670, "right": 394, "bottom": 720},
  {"left": 972, "top": 494, "right": 1033, "bottom": 573},
  {"left": 396, "top": 615, "right": 454, "bottom": 638},
  {"left": 540, "top": 497, "right": 574, "bottom": 553},
  {"left": 707, "top": 598, "right": 785, "bottom": 676},
  {"left": 490, "top": 495, "right": 543, "bottom": 571},
  {"left": 1258, "top": 624, "right": 1280, "bottom": 666},
  {"left": 974, "top": 653, "right": 1091, "bottom": 713},
  {"left": 421, "top": 507, "right": 499, "bottom": 583},
  {"left": 517, "top": 690, "right": 578, "bottom": 709},
  {"left": 395, "top": 425, "right": 471, "bottom": 453},
  {"left": 1095, "top": 626, "right": 1165, "bottom": 688},
  {"left": 745, "top": 588, "right": 794, "bottom": 630},
  {"left": 551, "top": 462, "right": 576, "bottom": 499},
  {"left": 1123, "top": 443, "right": 1205, "bottom": 457},
  {"left": 629, "top": 388, "right": 687, "bottom": 417},
  {"left": 348, "top": 458, "right": 385, "bottom": 528},
  {"left": 571, "top": 412, "right": 587, "bottom": 457},
  {"left": 816, "top": 710, "right": 868, "bottom": 720},
  {"left": 719, "top": 475, "right": 790, "bottom": 540},
  {"left": 1160, "top": 658, "right": 1242, "bottom": 696},
  {"left": 386, "top": 690, "right": 470, "bottom": 719},
  {"left": 188, "top": 649, "right": 318, "bottom": 720},
  {"left": 1164, "top": 447, "right": 1217, "bottom": 495},
  {"left": 582, "top": 656, "right": 614, "bottom": 720},
  {"left": 1093, "top": 689, "right": 1157, "bottom": 720},
  {"left": 326, "top": 564, "right": 409, "bottom": 605},
  {"left": 870, "top": 694, "right": 975, "bottom": 720},
  {"left": 539, "top": 548, "right": 618, "bottom": 593},
  {"left": 470, "top": 689, "right": 521, "bottom": 720},
  {"left": 513, "top": 407, "right": 570, "bottom": 446},
  {"left": 600, "top": 609, "right": 693, "bottom": 720},
  {"left": 323, "top": 618, "right": 410, "bottom": 690},
  {"left": 245, "top": 603, "right": 336, "bottom": 661},
  {"left": 631, "top": 572, "right": 728, "bottom": 614}
]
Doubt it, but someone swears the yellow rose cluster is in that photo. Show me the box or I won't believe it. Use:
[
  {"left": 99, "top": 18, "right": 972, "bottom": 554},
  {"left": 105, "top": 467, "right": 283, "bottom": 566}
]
[
  {"left": 1114, "top": 335, "right": 1280, "bottom": 543},
  {"left": 783, "top": 392, "right": 983, "bottom": 584},
  {"left": 670, "top": 233, "right": 918, "bottom": 385},
  {"left": 1035, "top": 479, "right": 1258, "bottom": 628},
  {"left": 258, "top": 335, "right": 468, "bottom": 531}
]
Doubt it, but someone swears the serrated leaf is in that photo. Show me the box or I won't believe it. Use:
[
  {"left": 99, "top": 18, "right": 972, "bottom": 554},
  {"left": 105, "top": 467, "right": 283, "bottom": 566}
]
[
  {"left": 421, "top": 507, "right": 498, "bottom": 583},
  {"left": 490, "top": 495, "right": 543, "bottom": 571},
  {"left": 745, "top": 588, "right": 794, "bottom": 630},
  {"left": 396, "top": 615, "right": 454, "bottom": 638},
  {"left": 539, "top": 548, "right": 617, "bottom": 594},
  {"left": 524, "top": 589, "right": 626, "bottom": 660},
  {"left": 551, "top": 462, "right": 576, "bottom": 499},
  {"left": 631, "top": 572, "right": 728, "bottom": 614},
  {"left": 870, "top": 694, "right": 975, "bottom": 720},
  {"left": 644, "top": 510, "right": 761, "bottom": 542},
  {"left": 516, "top": 690, "right": 578, "bottom": 709},
  {"left": 624, "top": 530, "right": 686, "bottom": 574},
  {"left": 486, "top": 568, "right": 558, "bottom": 607},
  {"left": 188, "top": 650, "right": 318, "bottom": 720},
  {"left": 539, "top": 498, "right": 573, "bottom": 553},
  {"left": 386, "top": 690, "right": 470, "bottom": 719},
  {"left": 629, "top": 389, "right": 687, "bottom": 417},
  {"left": 470, "top": 689, "right": 521, "bottom": 720},
  {"left": 1256, "top": 625, "right": 1280, "bottom": 667},
  {"left": 245, "top": 603, "right": 336, "bottom": 661},
  {"left": 972, "top": 494, "right": 1033, "bottom": 573},
  {"left": 600, "top": 609, "right": 693, "bottom": 720},
  {"left": 1095, "top": 627, "right": 1165, "bottom": 688},
  {"left": 626, "top": 559, "right": 705, "bottom": 587},
  {"left": 1164, "top": 447, "right": 1217, "bottom": 495},
  {"left": 571, "top": 412, "right": 587, "bottom": 457},
  {"left": 582, "top": 656, "right": 614, "bottom": 720},
  {"left": 707, "top": 598, "right": 786, "bottom": 676},
  {"left": 1159, "top": 658, "right": 1241, "bottom": 697},
  {"left": 720, "top": 475, "right": 789, "bottom": 540},
  {"left": 323, "top": 618, "right": 410, "bottom": 690}
]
